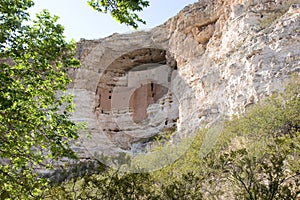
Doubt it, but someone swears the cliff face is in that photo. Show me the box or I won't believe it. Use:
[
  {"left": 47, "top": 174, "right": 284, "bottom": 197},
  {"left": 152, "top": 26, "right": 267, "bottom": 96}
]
[{"left": 69, "top": 0, "right": 300, "bottom": 161}]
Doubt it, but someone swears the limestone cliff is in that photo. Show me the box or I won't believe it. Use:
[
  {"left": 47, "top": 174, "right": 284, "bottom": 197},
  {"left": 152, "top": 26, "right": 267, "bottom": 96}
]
[{"left": 69, "top": 0, "right": 300, "bottom": 164}]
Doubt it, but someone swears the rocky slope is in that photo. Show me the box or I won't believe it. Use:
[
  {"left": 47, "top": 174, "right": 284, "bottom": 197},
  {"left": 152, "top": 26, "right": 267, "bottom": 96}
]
[{"left": 69, "top": 0, "right": 300, "bottom": 167}]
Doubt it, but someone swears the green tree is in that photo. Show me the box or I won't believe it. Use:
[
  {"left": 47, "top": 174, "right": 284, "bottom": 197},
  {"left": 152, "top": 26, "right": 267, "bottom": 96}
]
[
  {"left": 88, "top": 0, "right": 150, "bottom": 28},
  {"left": 46, "top": 169, "right": 156, "bottom": 200},
  {"left": 0, "top": 0, "right": 80, "bottom": 199},
  {"left": 220, "top": 77, "right": 300, "bottom": 199},
  {"left": 160, "top": 172, "right": 203, "bottom": 200}
]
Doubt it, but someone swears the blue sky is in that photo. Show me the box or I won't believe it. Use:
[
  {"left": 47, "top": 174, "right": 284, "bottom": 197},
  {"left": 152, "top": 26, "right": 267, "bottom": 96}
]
[{"left": 29, "top": 0, "right": 197, "bottom": 41}]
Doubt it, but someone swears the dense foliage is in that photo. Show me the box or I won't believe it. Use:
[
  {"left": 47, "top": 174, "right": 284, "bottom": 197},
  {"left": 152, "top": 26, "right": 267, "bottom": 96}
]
[
  {"left": 46, "top": 76, "right": 300, "bottom": 199},
  {"left": 87, "top": 0, "right": 150, "bottom": 28},
  {"left": 0, "top": 0, "right": 80, "bottom": 198}
]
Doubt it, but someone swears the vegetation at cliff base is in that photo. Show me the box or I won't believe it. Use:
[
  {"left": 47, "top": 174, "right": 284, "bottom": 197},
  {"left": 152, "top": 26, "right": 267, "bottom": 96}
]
[{"left": 46, "top": 76, "right": 300, "bottom": 199}]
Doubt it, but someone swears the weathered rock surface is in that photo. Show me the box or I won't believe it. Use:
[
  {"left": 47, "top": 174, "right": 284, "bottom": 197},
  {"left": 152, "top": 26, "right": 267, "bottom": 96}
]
[{"left": 69, "top": 0, "right": 300, "bottom": 162}]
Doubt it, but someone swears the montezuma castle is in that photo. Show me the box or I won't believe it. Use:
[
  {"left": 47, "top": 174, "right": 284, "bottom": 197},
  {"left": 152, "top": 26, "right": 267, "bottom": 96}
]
[{"left": 68, "top": 0, "right": 300, "bottom": 161}]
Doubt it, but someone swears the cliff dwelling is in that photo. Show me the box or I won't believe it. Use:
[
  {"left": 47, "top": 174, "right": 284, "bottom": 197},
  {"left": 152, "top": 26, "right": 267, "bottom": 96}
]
[
  {"left": 93, "top": 48, "right": 179, "bottom": 149},
  {"left": 70, "top": 0, "right": 300, "bottom": 163}
]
